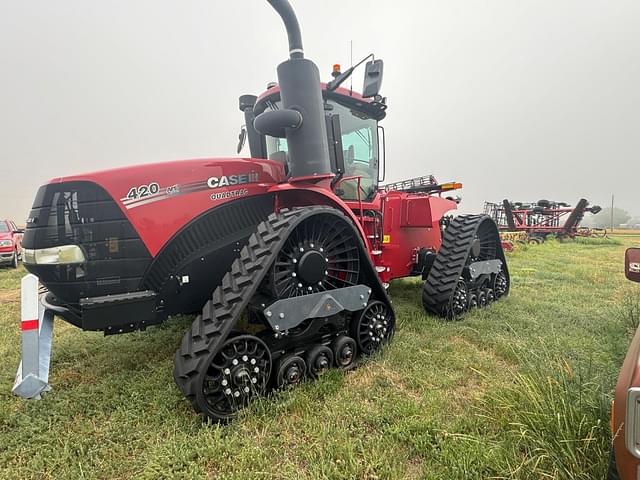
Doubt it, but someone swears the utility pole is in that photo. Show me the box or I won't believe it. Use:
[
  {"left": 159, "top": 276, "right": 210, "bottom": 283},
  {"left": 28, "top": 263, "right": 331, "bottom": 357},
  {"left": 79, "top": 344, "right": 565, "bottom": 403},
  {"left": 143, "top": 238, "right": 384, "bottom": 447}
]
[{"left": 611, "top": 194, "right": 615, "bottom": 231}]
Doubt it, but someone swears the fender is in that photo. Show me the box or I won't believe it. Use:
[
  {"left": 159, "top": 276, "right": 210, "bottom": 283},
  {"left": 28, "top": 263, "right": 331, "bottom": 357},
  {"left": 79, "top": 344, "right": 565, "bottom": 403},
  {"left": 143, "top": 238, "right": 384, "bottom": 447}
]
[{"left": 269, "top": 180, "right": 373, "bottom": 252}]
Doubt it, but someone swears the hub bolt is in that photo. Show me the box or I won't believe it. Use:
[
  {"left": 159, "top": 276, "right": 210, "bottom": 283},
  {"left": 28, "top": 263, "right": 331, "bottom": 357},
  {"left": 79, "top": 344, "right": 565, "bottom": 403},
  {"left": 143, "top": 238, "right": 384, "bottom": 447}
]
[
  {"left": 251, "top": 377, "right": 257, "bottom": 384},
  {"left": 224, "top": 368, "right": 231, "bottom": 375},
  {"left": 234, "top": 391, "right": 240, "bottom": 398},
  {"left": 232, "top": 359, "right": 239, "bottom": 366},
  {"left": 250, "top": 358, "right": 256, "bottom": 365},
  {"left": 244, "top": 386, "right": 250, "bottom": 393},
  {"left": 221, "top": 379, "right": 228, "bottom": 386},
  {"left": 225, "top": 388, "right": 232, "bottom": 395},
  {"left": 254, "top": 367, "right": 260, "bottom": 373},
  {"left": 242, "top": 355, "right": 248, "bottom": 362}
]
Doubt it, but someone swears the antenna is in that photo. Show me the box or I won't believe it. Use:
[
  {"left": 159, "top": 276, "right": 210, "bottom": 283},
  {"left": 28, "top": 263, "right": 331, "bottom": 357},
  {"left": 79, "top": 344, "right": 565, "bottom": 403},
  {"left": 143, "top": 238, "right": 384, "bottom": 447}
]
[{"left": 350, "top": 40, "right": 353, "bottom": 95}]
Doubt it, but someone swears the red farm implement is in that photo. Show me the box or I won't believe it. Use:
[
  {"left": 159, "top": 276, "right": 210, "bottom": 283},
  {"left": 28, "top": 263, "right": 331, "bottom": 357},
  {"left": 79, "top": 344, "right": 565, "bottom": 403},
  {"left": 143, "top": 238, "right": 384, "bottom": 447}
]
[{"left": 484, "top": 199, "right": 604, "bottom": 244}]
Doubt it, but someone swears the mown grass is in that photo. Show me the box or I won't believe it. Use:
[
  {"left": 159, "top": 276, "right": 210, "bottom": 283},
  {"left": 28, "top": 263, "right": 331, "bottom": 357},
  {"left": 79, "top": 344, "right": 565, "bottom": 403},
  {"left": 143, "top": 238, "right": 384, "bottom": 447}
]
[{"left": 0, "top": 236, "right": 638, "bottom": 479}]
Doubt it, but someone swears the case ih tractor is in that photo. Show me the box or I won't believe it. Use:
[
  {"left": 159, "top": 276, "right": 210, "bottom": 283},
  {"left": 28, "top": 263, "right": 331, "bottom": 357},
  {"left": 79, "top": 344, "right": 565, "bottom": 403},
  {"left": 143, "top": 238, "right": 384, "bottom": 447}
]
[{"left": 19, "top": 0, "right": 509, "bottom": 421}]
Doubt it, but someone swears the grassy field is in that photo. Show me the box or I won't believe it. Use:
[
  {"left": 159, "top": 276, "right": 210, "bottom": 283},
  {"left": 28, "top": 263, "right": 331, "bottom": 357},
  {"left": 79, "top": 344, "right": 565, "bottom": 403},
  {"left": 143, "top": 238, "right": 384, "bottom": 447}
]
[{"left": 1, "top": 237, "right": 639, "bottom": 479}]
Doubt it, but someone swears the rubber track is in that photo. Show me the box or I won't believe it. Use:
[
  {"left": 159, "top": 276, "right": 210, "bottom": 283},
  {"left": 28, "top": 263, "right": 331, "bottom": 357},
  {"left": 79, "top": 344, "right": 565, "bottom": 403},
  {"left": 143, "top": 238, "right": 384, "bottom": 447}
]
[
  {"left": 173, "top": 206, "right": 392, "bottom": 418},
  {"left": 422, "top": 214, "right": 507, "bottom": 318}
]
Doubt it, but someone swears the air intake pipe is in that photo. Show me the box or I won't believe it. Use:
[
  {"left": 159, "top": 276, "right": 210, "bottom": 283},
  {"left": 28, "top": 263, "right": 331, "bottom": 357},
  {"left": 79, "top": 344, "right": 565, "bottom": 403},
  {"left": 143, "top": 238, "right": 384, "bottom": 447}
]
[{"left": 255, "top": 0, "right": 331, "bottom": 179}]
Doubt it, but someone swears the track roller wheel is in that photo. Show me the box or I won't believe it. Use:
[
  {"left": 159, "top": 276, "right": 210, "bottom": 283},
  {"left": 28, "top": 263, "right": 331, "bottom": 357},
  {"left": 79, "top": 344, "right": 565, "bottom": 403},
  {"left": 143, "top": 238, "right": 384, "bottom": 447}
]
[
  {"left": 306, "top": 345, "right": 334, "bottom": 379},
  {"left": 276, "top": 355, "right": 306, "bottom": 388},
  {"left": 353, "top": 301, "right": 395, "bottom": 355},
  {"left": 448, "top": 280, "right": 469, "bottom": 319},
  {"left": 477, "top": 290, "right": 488, "bottom": 307},
  {"left": 201, "top": 335, "right": 271, "bottom": 422},
  {"left": 331, "top": 336, "right": 357, "bottom": 369},
  {"left": 485, "top": 288, "right": 495, "bottom": 304},
  {"left": 468, "top": 293, "right": 478, "bottom": 309}
]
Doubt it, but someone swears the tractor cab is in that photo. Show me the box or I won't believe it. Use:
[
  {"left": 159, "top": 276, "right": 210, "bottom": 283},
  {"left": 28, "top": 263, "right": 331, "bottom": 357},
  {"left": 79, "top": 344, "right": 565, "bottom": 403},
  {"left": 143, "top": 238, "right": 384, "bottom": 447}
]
[{"left": 239, "top": 59, "right": 387, "bottom": 202}]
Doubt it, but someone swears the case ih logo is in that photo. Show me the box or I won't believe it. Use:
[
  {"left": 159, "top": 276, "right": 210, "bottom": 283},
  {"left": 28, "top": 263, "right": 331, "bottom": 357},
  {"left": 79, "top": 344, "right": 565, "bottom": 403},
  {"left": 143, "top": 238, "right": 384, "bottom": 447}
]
[
  {"left": 631, "top": 262, "right": 640, "bottom": 274},
  {"left": 207, "top": 172, "right": 259, "bottom": 189},
  {"left": 120, "top": 172, "right": 260, "bottom": 210}
]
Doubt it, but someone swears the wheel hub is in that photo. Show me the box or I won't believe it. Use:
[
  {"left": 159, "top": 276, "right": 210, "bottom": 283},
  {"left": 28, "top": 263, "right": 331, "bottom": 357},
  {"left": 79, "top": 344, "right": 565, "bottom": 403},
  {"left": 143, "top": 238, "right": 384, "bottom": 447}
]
[
  {"left": 286, "top": 365, "right": 301, "bottom": 383},
  {"left": 297, "top": 249, "right": 327, "bottom": 284},
  {"left": 340, "top": 346, "right": 353, "bottom": 363}
]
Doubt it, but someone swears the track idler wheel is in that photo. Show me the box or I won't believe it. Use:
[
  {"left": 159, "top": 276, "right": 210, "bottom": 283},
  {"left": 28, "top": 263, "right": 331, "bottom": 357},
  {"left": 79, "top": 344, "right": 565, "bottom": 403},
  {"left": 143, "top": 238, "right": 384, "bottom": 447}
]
[
  {"left": 200, "top": 335, "right": 271, "bottom": 422},
  {"left": 493, "top": 270, "right": 508, "bottom": 300},
  {"left": 306, "top": 345, "right": 334, "bottom": 378},
  {"left": 353, "top": 301, "right": 395, "bottom": 355},
  {"left": 276, "top": 355, "right": 307, "bottom": 388},
  {"left": 331, "top": 336, "right": 357, "bottom": 369}
]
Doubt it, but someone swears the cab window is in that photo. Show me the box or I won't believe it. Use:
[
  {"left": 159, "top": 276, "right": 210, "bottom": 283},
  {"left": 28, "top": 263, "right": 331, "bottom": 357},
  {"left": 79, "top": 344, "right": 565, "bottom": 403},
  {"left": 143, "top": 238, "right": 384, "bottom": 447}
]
[{"left": 264, "top": 99, "right": 379, "bottom": 200}]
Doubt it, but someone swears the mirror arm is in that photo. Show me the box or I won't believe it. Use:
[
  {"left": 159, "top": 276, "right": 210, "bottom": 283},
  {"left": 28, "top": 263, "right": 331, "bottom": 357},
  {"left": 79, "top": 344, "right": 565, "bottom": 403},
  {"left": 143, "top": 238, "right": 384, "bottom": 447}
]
[{"left": 327, "top": 53, "right": 374, "bottom": 91}]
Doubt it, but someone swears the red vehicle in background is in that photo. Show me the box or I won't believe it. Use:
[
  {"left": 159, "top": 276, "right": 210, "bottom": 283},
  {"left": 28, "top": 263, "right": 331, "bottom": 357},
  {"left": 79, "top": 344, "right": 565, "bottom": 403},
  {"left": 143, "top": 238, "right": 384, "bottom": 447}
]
[
  {"left": 610, "top": 247, "right": 640, "bottom": 479},
  {"left": 0, "top": 219, "right": 23, "bottom": 268}
]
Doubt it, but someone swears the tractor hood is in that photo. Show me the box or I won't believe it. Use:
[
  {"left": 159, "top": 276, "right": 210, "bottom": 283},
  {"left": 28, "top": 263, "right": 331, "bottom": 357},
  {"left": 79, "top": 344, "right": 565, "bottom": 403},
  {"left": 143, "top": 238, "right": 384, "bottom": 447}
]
[
  {"left": 32, "top": 157, "right": 285, "bottom": 256},
  {"left": 21, "top": 156, "right": 284, "bottom": 308}
]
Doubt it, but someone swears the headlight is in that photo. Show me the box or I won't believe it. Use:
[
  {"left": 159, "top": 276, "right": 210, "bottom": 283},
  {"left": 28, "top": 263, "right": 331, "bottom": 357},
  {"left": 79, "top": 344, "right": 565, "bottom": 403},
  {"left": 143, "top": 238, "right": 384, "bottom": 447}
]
[
  {"left": 0, "top": 240, "right": 12, "bottom": 247},
  {"left": 22, "top": 245, "right": 85, "bottom": 265}
]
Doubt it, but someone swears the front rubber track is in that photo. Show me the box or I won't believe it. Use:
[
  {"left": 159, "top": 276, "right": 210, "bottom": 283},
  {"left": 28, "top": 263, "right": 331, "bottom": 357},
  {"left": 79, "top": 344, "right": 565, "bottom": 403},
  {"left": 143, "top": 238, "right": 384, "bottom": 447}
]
[{"left": 173, "top": 206, "right": 393, "bottom": 420}]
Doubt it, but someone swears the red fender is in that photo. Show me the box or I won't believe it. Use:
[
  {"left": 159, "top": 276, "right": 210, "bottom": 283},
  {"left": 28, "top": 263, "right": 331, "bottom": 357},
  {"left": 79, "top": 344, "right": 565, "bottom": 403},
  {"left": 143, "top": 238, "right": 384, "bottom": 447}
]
[{"left": 268, "top": 179, "right": 372, "bottom": 253}]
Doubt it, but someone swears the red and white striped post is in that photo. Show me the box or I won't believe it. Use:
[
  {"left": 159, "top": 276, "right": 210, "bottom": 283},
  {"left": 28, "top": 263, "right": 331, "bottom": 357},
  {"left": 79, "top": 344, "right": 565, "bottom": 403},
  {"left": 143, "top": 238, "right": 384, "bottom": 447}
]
[{"left": 12, "top": 274, "right": 54, "bottom": 399}]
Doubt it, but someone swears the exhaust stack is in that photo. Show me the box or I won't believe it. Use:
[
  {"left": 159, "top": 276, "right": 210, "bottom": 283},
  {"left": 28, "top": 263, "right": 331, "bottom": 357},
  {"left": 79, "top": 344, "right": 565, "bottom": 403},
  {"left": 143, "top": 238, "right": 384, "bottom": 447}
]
[{"left": 257, "top": 0, "right": 331, "bottom": 179}]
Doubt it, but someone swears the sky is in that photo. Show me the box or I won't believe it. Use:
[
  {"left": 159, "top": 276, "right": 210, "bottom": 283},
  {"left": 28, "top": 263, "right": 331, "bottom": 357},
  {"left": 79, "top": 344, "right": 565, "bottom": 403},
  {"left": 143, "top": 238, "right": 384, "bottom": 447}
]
[{"left": 1, "top": 0, "right": 639, "bottom": 221}]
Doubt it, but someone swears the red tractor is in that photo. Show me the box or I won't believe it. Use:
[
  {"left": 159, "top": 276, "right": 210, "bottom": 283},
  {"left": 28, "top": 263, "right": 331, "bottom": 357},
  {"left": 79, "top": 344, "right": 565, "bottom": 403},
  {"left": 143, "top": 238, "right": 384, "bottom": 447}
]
[{"left": 19, "top": 0, "right": 509, "bottom": 421}]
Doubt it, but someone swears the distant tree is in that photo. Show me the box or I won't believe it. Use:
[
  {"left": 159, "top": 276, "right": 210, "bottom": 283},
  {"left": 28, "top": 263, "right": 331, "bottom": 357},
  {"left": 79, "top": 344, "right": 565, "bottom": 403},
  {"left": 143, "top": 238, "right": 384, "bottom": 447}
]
[{"left": 589, "top": 207, "right": 631, "bottom": 228}]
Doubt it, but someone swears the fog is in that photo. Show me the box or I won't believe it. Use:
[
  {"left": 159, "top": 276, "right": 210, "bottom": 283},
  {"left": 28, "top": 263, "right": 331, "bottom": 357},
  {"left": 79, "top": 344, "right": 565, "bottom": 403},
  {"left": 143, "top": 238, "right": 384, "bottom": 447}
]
[{"left": 1, "top": 0, "right": 638, "bottom": 221}]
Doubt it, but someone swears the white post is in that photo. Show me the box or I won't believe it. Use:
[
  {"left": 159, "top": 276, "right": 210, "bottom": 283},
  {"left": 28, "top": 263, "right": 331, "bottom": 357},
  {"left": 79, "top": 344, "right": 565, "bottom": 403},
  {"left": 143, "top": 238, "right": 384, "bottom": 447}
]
[{"left": 12, "top": 274, "right": 54, "bottom": 399}]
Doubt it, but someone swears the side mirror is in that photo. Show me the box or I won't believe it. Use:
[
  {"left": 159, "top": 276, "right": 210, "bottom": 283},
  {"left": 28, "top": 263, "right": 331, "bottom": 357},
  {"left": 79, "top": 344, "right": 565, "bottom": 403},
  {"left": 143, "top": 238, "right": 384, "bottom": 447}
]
[
  {"left": 362, "top": 59, "right": 384, "bottom": 98},
  {"left": 237, "top": 127, "right": 247, "bottom": 154},
  {"left": 626, "top": 248, "right": 640, "bottom": 282}
]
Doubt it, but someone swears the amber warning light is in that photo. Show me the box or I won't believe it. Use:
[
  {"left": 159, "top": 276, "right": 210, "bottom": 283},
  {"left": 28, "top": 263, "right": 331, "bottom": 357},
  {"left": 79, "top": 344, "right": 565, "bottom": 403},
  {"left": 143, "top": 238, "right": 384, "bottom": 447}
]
[{"left": 439, "top": 182, "right": 463, "bottom": 191}]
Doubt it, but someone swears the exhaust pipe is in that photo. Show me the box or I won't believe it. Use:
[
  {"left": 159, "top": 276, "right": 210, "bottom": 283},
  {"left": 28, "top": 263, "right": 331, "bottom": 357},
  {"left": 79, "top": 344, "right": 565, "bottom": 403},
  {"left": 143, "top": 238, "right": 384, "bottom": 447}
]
[
  {"left": 257, "top": 0, "right": 331, "bottom": 179},
  {"left": 266, "top": 0, "right": 304, "bottom": 59}
]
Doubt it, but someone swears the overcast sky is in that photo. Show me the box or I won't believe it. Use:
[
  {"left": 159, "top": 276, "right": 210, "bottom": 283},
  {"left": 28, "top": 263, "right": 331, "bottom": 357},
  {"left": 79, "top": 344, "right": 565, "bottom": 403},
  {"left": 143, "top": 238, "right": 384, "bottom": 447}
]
[{"left": 1, "top": 0, "right": 638, "bottom": 221}]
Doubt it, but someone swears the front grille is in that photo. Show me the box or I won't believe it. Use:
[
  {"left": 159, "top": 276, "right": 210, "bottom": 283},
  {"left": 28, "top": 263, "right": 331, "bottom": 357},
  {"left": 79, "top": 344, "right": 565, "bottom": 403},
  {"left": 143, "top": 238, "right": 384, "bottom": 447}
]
[{"left": 22, "top": 181, "right": 151, "bottom": 303}]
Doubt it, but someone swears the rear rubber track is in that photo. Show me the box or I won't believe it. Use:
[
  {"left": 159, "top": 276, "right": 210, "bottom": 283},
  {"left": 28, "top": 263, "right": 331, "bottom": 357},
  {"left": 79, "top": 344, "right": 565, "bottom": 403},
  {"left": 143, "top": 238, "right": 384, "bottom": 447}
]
[{"left": 422, "top": 214, "right": 508, "bottom": 318}]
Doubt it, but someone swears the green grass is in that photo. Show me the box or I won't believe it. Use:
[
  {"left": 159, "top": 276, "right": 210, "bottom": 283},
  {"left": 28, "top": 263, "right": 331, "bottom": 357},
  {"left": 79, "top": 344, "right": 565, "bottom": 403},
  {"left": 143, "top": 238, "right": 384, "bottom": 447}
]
[{"left": 1, "top": 236, "right": 639, "bottom": 479}]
